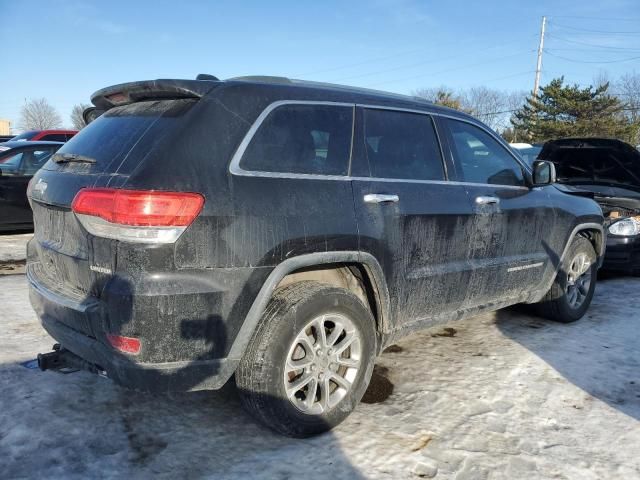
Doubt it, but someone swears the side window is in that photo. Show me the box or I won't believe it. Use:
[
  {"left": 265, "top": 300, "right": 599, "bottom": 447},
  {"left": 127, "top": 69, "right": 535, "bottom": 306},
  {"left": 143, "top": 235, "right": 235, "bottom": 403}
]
[
  {"left": 446, "top": 119, "right": 525, "bottom": 186},
  {"left": 363, "top": 109, "right": 444, "bottom": 180},
  {"left": 240, "top": 104, "right": 353, "bottom": 176},
  {"left": 21, "top": 149, "right": 56, "bottom": 175}
]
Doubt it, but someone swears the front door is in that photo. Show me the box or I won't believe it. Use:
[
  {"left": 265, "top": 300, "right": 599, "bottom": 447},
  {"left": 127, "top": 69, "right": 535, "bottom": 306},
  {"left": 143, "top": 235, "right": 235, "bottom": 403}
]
[{"left": 438, "top": 117, "right": 557, "bottom": 305}]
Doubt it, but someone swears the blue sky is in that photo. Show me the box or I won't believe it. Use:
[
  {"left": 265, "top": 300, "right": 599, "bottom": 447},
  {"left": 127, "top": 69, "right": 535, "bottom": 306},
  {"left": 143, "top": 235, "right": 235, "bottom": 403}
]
[{"left": 1, "top": 0, "right": 639, "bottom": 130}]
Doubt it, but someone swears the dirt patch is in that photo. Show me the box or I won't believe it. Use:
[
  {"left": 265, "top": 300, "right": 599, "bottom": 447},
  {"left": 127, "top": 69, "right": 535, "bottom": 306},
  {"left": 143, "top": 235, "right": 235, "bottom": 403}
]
[
  {"left": 431, "top": 327, "right": 457, "bottom": 338},
  {"left": 362, "top": 365, "right": 394, "bottom": 404},
  {"left": 0, "top": 260, "right": 26, "bottom": 275},
  {"left": 383, "top": 344, "right": 403, "bottom": 354},
  {"left": 121, "top": 413, "right": 168, "bottom": 465}
]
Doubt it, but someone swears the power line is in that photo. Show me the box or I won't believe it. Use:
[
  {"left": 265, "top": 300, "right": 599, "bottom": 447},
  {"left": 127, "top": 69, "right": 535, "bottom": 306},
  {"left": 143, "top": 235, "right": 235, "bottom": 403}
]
[
  {"left": 549, "top": 22, "right": 640, "bottom": 35},
  {"left": 546, "top": 50, "right": 640, "bottom": 64},
  {"left": 364, "top": 50, "right": 534, "bottom": 88},
  {"left": 546, "top": 33, "right": 640, "bottom": 52},
  {"left": 330, "top": 43, "right": 529, "bottom": 83},
  {"left": 548, "top": 15, "right": 640, "bottom": 22}
]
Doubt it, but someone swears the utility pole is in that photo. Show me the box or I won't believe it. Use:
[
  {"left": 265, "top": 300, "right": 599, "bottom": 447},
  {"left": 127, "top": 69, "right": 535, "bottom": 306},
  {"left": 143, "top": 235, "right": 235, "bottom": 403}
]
[{"left": 533, "top": 16, "right": 546, "bottom": 98}]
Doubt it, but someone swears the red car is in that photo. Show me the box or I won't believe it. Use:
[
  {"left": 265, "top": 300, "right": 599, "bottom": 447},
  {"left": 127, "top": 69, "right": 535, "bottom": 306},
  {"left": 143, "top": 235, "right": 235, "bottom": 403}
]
[{"left": 9, "top": 129, "right": 77, "bottom": 142}]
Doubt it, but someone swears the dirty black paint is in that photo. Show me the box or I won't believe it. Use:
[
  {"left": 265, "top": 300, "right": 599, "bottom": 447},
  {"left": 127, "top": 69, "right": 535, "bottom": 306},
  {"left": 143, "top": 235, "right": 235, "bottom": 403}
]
[{"left": 26, "top": 77, "right": 604, "bottom": 393}]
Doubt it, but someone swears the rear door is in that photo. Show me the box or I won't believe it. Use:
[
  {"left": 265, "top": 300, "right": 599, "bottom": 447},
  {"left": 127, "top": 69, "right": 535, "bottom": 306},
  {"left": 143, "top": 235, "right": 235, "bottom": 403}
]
[
  {"left": 0, "top": 149, "right": 28, "bottom": 226},
  {"left": 229, "top": 102, "right": 358, "bottom": 267},
  {"left": 439, "top": 117, "right": 557, "bottom": 302},
  {"left": 0, "top": 146, "right": 57, "bottom": 227},
  {"left": 351, "top": 107, "right": 476, "bottom": 327}
]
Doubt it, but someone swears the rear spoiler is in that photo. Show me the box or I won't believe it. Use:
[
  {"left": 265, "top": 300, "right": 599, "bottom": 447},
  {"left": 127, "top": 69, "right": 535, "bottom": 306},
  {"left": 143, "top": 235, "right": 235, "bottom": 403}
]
[{"left": 90, "top": 79, "right": 220, "bottom": 110}]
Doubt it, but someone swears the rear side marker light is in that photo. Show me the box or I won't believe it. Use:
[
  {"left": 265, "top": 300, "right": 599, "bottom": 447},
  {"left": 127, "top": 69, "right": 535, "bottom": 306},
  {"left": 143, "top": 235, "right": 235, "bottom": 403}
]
[
  {"left": 106, "top": 334, "right": 141, "bottom": 355},
  {"left": 72, "top": 188, "right": 204, "bottom": 244}
]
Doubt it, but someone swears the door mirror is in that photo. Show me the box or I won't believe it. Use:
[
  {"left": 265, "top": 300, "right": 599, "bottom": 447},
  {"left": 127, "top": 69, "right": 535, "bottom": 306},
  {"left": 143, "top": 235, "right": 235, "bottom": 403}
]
[{"left": 532, "top": 160, "right": 556, "bottom": 186}]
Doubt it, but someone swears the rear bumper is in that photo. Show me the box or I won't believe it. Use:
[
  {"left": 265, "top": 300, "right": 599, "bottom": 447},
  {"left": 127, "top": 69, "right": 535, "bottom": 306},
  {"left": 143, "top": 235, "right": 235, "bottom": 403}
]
[
  {"left": 28, "top": 262, "right": 244, "bottom": 392},
  {"left": 602, "top": 234, "right": 640, "bottom": 272}
]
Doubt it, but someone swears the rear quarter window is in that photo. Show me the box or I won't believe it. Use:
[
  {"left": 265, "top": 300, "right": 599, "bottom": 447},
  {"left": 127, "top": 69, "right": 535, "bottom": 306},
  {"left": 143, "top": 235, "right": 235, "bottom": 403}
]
[
  {"left": 239, "top": 104, "right": 353, "bottom": 176},
  {"left": 44, "top": 99, "right": 196, "bottom": 175}
]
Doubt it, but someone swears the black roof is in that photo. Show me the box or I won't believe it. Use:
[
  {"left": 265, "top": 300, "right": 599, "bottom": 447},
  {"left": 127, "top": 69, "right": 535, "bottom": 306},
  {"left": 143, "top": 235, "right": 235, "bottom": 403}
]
[{"left": 90, "top": 75, "right": 475, "bottom": 121}]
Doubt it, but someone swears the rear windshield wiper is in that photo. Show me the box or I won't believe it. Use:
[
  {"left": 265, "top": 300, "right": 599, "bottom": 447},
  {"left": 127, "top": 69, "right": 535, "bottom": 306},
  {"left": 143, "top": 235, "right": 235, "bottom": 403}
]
[{"left": 52, "top": 153, "right": 97, "bottom": 164}]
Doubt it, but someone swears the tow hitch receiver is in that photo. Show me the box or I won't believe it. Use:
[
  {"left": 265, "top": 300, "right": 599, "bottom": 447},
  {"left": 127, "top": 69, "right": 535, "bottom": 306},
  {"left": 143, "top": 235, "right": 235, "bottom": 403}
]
[{"left": 37, "top": 344, "right": 106, "bottom": 376}]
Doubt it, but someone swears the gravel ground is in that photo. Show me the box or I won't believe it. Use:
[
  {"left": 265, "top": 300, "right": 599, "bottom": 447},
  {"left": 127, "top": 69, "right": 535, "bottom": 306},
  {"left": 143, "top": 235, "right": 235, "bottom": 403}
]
[{"left": 1, "top": 271, "right": 639, "bottom": 479}]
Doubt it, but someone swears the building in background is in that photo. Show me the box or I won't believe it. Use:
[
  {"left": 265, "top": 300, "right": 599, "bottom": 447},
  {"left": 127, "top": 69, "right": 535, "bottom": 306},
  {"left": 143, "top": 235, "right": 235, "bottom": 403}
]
[{"left": 0, "top": 119, "right": 11, "bottom": 135}]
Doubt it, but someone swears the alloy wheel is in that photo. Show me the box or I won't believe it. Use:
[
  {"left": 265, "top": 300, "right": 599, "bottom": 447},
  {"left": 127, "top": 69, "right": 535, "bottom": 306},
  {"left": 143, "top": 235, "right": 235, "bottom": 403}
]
[{"left": 284, "top": 313, "right": 361, "bottom": 415}]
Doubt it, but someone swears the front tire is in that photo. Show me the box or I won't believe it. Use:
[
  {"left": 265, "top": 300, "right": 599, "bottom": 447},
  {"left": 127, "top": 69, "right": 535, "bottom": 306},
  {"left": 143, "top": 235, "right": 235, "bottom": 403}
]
[
  {"left": 535, "top": 236, "right": 597, "bottom": 323},
  {"left": 236, "top": 281, "right": 376, "bottom": 437}
]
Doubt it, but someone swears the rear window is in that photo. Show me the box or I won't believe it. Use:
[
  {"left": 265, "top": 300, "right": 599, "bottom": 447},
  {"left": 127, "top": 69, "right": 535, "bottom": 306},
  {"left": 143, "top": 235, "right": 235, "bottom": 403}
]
[
  {"left": 240, "top": 104, "right": 353, "bottom": 176},
  {"left": 40, "top": 134, "right": 67, "bottom": 142},
  {"left": 44, "top": 99, "right": 195, "bottom": 175}
]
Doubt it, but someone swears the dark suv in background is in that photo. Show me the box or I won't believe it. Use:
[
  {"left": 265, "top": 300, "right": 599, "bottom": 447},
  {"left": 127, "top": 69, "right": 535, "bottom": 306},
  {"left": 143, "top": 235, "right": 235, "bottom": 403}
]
[{"left": 29, "top": 76, "right": 604, "bottom": 437}]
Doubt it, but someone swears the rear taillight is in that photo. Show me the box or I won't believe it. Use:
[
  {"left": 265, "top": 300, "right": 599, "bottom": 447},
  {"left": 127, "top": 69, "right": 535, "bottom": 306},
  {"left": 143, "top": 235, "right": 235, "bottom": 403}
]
[{"left": 71, "top": 188, "right": 204, "bottom": 244}]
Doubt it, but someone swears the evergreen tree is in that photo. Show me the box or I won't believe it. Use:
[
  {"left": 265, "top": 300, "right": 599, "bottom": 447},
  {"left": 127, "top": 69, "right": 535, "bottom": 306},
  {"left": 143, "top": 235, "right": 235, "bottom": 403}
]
[{"left": 512, "top": 77, "right": 638, "bottom": 143}]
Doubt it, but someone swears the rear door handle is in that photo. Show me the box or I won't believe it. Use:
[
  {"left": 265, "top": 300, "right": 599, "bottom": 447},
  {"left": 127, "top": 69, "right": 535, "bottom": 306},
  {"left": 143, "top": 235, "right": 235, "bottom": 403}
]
[
  {"left": 475, "top": 195, "right": 500, "bottom": 205},
  {"left": 364, "top": 194, "right": 399, "bottom": 204}
]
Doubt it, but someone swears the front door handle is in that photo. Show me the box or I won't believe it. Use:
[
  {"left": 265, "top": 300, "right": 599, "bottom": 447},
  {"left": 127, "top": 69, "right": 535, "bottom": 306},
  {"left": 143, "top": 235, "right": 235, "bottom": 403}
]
[
  {"left": 475, "top": 195, "right": 500, "bottom": 205},
  {"left": 364, "top": 194, "right": 399, "bottom": 204}
]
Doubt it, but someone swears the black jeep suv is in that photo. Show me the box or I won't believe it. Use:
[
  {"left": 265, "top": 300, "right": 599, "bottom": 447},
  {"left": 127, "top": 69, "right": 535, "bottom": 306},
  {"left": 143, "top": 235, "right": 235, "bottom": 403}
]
[{"left": 29, "top": 76, "right": 604, "bottom": 437}]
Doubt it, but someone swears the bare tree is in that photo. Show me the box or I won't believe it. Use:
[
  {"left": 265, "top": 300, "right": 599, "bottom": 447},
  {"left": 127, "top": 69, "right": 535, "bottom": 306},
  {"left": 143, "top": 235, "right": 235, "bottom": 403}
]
[
  {"left": 615, "top": 72, "right": 640, "bottom": 143},
  {"left": 593, "top": 70, "right": 611, "bottom": 90},
  {"left": 461, "top": 87, "right": 527, "bottom": 132},
  {"left": 413, "top": 86, "right": 466, "bottom": 111},
  {"left": 18, "top": 98, "right": 62, "bottom": 131},
  {"left": 70, "top": 103, "right": 91, "bottom": 130}
]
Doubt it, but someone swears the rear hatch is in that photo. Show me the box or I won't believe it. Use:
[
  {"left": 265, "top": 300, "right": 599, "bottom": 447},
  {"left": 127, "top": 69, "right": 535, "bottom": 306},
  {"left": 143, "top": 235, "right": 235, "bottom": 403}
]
[{"left": 28, "top": 81, "right": 215, "bottom": 309}]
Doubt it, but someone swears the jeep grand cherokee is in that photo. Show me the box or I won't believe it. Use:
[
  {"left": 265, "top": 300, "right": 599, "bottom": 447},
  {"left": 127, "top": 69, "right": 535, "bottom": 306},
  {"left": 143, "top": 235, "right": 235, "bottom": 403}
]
[{"left": 29, "top": 75, "right": 604, "bottom": 437}]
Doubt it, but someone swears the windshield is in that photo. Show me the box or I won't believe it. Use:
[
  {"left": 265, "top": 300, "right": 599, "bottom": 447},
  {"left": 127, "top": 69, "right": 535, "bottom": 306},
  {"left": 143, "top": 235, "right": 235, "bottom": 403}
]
[
  {"left": 10, "top": 131, "right": 37, "bottom": 141},
  {"left": 512, "top": 146, "right": 542, "bottom": 167}
]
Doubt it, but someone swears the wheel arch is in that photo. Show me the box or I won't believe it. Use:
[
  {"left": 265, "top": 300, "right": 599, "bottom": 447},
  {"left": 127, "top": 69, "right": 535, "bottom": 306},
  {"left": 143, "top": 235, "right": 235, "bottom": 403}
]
[
  {"left": 227, "top": 251, "right": 391, "bottom": 362},
  {"left": 568, "top": 223, "right": 605, "bottom": 267}
]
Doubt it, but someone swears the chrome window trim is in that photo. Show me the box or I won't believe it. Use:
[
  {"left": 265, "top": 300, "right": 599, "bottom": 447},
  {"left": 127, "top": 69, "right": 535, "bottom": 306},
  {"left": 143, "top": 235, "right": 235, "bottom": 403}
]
[
  {"left": 228, "top": 99, "right": 530, "bottom": 190},
  {"left": 356, "top": 103, "right": 532, "bottom": 174},
  {"left": 228, "top": 100, "right": 356, "bottom": 178}
]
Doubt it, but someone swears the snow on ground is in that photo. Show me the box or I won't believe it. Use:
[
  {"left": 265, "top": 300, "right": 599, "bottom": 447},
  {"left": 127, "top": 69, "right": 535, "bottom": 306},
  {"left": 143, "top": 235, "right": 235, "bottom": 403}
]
[
  {"left": 0, "top": 233, "right": 31, "bottom": 262},
  {"left": 1, "top": 272, "right": 639, "bottom": 479}
]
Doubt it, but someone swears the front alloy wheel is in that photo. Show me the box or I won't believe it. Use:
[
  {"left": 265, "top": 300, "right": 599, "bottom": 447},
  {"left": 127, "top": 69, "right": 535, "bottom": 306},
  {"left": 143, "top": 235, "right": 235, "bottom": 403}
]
[{"left": 565, "top": 252, "right": 592, "bottom": 310}]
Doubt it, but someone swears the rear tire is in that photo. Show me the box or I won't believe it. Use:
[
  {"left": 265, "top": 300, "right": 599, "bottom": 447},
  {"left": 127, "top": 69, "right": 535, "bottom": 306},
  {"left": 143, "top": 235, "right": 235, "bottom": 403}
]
[
  {"left": 535, "top": 236, "right": 597, "bottom": 323},
  {"left": 236, "top": 281, "right": 376, "bottom": 437}
]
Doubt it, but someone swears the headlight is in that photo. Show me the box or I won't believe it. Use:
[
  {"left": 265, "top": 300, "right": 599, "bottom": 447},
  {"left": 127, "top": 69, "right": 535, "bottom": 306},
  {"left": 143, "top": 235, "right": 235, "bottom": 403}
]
[{"left": 609, "top": 217, "right": 640, "bottom": 236}]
